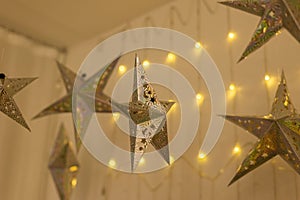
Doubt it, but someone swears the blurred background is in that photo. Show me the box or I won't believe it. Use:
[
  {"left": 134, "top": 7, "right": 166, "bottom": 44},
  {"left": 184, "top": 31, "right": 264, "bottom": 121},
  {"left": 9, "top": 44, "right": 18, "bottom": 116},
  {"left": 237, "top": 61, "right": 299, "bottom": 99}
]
[{"left": 0, "top": 0, "right": 300, "bottom": 199}]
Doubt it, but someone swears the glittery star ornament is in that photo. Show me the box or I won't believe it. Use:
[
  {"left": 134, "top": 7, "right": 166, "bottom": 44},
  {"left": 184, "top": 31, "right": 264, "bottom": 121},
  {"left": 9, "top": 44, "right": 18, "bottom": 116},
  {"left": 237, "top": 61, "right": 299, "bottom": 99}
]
[
  {"left": 34, "top": 58, "right": 120, "bottom": 151},
  {"left": 0, "top": 73, "right": 36, "bottom": 131},
  {"left": 112, "top": 55, "right": 174, "bottom": 171},
  {"left": 48, "top": 124, "right": 79, "bottom": 200},
  {"left": 219, "top": 0, "right": 300, "bottom": 62},
  {"left": 224, "top": 71, "right": 300, "bottom": 185}
]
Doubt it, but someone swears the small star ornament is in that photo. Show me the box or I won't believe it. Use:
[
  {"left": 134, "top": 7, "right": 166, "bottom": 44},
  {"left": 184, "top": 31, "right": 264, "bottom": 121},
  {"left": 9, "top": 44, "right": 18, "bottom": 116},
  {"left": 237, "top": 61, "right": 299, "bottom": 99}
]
[
  {"left": 0, "top": 73, "right": 36, "bottom": 131},
  {"left": 111, "top": 55, "right": 175, "bottom": 171},
  {"left": 224, "top": 71, "right": 300, "bottom": 185},
  {"left": 219, "top": 0, "right": 300, "bottom": 62},
  {"left": 48, "top": 124, "right": 80, "bottom": 200}
]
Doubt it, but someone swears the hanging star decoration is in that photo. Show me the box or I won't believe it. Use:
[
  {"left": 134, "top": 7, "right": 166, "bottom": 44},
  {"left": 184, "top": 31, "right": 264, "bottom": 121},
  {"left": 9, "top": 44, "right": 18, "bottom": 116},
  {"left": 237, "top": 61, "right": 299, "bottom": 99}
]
[
  {"left": 110, "top": 55, "right": 175, "bottom": 171},
  {"left": 0, "top": 73, "right": 36, "bottom": 131},
  {"left": 33, "top": 58, "right": 120, "bottom": 151},
  {"left": 224, "top": 71, "right": 300, "bottom": 185},
  {"left": 48, "top": 124, "right": 79, "bottom": 200},
  {"left": 219, "top": 0, "right": 300, "bottom": 62}
]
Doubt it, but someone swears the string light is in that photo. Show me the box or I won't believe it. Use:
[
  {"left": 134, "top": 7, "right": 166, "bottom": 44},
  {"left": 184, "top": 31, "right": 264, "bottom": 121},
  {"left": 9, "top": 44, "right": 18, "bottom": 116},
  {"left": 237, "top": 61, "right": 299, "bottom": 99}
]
[
  {"left": 198, "top": 152, "right": 207, "bottom": 161},
  {"left": 69, "top": 165, "right": 79, "bottom": 172},
  {"left": 264, "top": 74, "right": 271, "bottom": 81},
  {"left": 118, "top": 65, "right": 127, "bottom": 74},
  {"left": 71, "top": 178, "right": 77, "bottom": 187},
  {"left": 139, "top": 157, "right": 146, "bottom": 166},
  {"left": 229, "top": 83, "right": 236, "bottom": 91},
  {"left": 196, "top": 93, "right": 204, "bottom": 104},
  {"left": 113, "top": 113, "right": 120, "bottom": 121},
  {"left": 227, "top": 32, "right": 236, "bottom": 41},
  {"left": 195, "top": 42, "right": 202, "bottom": 49},
  {"left": 276, "top": 31, "right": 281, "bottom": 36},
  {"left": 170, "top": 156, "right": 175, "bottom": 164},
  {"left": 143, "top": 60, "right": 150, "bottom": 68},
  {"left": 166, "top": 53, "right": 176, "bottom": 63},
  {"left": 232, "top": 144, "right": 241, "bottom": 155},
  {"left": 108, "top": 159, "right": 116, "bottom": 168},
  {"left": 196, "top": 93, "right": 203, "bottom": 100}
]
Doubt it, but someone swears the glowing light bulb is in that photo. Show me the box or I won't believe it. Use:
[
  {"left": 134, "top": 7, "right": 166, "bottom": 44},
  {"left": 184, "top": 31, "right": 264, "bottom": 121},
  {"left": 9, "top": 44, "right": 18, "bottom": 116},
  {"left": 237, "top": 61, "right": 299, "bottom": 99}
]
[
  {"left": 227, "top": 32, "right": 236, "bottom": 41},
  {"left": 264, "top": 74, "right": 271, "bottom": 81},
  {"left": 276, "top": 31, "right": 281, "bottom": 36},
  {"left": 139, "top": 157, "right": 145, "bottom": 166},
  {"left": 196, "top": 93, "right": 203, "bottom": 100},
  {"left": 71, "top": 178, "right": 77, "bottom": 187},
  {"left": 229, "top": 83, "right": 236, "bottom": 91},
  {"left": 198, "top": 152, "right": 207, "bottom": 161},
  {"left": 195, "top": 42, "right": 201, "bottom": 49},
  {"left": 69, "top": 165, "right": 79, "bottom": 172},
  {"left": 113, "top": 113, "right": 120, "bottom": 121},
  {"left": 232, "top": 144, "right": 241, "bottom": 155},
  {"left": 108, "top": 159, "right": 116, "bottom": 168},
  {"left": 143, "top": 60, "right": 150, "bottom": 67},
  {"left": 166, "top": 53, "right": 176, "bottom": 63},
  {"left": 170, "top": 156, "right": 175, "bottom": 164},
  {"left": 118, "top": 65, "right": 127, "bottom": 74}
]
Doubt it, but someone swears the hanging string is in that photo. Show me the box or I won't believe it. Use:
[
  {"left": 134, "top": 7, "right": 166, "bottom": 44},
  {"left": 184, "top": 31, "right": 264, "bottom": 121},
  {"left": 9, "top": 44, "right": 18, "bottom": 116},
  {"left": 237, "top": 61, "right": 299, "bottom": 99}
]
[
  {"left": 202, "top": 0, "right": 219, "bottom": 14},
  {"left": 263, "top": 47, "right": 271, "bottom": 108}
]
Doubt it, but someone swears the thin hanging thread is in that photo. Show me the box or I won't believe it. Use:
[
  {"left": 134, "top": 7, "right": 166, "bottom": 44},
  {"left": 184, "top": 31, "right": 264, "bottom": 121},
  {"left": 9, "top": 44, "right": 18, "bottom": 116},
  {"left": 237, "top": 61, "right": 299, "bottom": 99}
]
[
  {"left": 202, "top": 0, "right": 219, "bottom": 14},
  {"left": 263, "top": 47, "right": 271, "bottom": 109}
]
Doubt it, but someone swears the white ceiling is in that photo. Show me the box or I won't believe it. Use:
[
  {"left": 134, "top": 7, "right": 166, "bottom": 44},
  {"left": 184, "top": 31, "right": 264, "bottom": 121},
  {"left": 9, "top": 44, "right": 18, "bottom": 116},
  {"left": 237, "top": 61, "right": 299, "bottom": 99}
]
[{"left": 0, "top": 0, "right": 173, "bottom": 48}]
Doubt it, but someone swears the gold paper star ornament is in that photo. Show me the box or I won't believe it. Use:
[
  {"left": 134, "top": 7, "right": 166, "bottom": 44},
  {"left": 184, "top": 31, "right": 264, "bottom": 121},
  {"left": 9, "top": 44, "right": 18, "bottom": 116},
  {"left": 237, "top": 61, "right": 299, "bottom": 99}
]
[
  {"left": 48, "top": 124, "right": 79, "bottom": 200},
  {"left": 111, "top": 55, "right": 174, "bottom": 171},
  {"left": 219, "top": 0, "right": 300, "bottom": 62},
  {"left": 224, "top": 71, "right": 300, "bottom": 185},
  {"left": 0, "top": 73, "right": 36, "bottom": 131}
]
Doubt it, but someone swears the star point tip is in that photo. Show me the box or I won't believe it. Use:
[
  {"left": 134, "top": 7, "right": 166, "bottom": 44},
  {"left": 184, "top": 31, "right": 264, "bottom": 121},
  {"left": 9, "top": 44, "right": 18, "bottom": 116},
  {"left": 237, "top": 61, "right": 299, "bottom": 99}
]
[
  {"left": 228, "top": 176, "right": 238, "bottom": 186},
  {"left": 134, "top": 54, "right": 141, "bottom": 67}
]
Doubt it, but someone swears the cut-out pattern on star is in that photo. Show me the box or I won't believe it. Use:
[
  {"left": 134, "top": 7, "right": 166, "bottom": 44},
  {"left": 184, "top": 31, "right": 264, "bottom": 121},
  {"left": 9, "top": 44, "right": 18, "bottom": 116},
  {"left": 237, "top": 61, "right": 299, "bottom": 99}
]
[
  {"left": 219, "top": 0, "right": 300, "bottom": 62},
  {"left": 0, "top": 73, "right": 37, "bottom": 131},
  {"left": 111, "top": 55, "right": 175, "bottom": 171},
  {"left": 48, "top": 124, "right": 79, "bottom": 200},
  {"left": 223, "top": 71, "right": 300, "bottom": 185}
]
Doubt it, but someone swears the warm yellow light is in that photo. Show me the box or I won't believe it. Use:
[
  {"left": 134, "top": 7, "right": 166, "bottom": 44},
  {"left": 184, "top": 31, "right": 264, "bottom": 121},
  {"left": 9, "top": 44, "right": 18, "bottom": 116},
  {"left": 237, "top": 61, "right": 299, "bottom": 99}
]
[
  {"left": 229, "top": 83, "right": 236, "bottom": 91},
  {"left": 264, "top": 74, "right": 271, "bottom": 81},
  {"left": 69, "top": 165, "right": 79, "bottom": 172},
  {"left": 170, "top": 156, "right": 175, "bottom": 164},
  {"left": 113, "top": 113, "right": 120, "bottom": 121},
  {"left": 232, "top": 144, "right": 241, "bottom": 155},
  {"left": 142, "top": 60, "right": 150, "bottom": 67},
  {"left": 228, "top": 32, "right": 236, "bottom": 40},
  {"left": 166, "top": 53, "right": 176, "bottom": 63},
  {"left": 118, "top": 65, "right": 127, "bottom": 74},
  {"left": 139, "top": 157, "right": 145, "bottom": 166},
  {"left": 71, "top": 178, "right": 77, "bottom": 187},
  {"left": 196, "top": 93, "right": 203, "bottom": 100},
  {"left": 108, "top": 159, "right": 116, "bottom": 168},
  {"left": 276, "top": 31, "right": 281, "bottom": 36},
  {"left": 195, "top": 42, "right": 202, "bottom": 49},
  {"left": 198, "top": 152, "right": 207, "bottom": 161}
]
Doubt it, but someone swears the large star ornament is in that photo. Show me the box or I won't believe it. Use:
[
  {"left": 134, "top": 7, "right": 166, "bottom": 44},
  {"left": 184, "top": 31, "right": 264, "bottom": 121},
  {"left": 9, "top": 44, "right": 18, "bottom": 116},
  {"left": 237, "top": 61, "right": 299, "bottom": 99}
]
[
  {"left": 34, "top": 59, "right": 120, "bottom": 151},
  {"left": 48, "top": 124, "right": 79, "bottom": 200},
  {"left": 111, "top": 55, "right": 174, "bottom": 171},
  {"left": 224, "top": 71, "right": 300, "bottom": 185},
  {"left": 219, "top": 0, "right": 300, "bottom": 62},
  {"left": 0, "top": 73, "right": 36, "bottom": 131}
]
